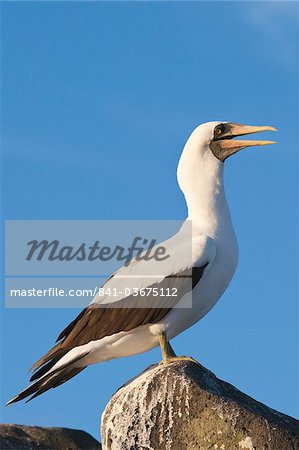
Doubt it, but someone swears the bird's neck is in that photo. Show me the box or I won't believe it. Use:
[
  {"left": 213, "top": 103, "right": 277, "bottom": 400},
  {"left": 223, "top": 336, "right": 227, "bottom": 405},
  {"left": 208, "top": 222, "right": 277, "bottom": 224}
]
[
  {"left": 178, "top": 151, "right": 234, "bottom": 237},
  {"left": 187, "top": 172, "right": 233, "bottom": 237}
]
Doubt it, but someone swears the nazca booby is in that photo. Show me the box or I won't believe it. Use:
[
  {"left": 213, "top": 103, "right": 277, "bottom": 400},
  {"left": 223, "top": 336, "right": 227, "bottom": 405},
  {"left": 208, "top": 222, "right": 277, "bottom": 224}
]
[{"left": 7, "top": 121, "right": 276, "bottom": 404}]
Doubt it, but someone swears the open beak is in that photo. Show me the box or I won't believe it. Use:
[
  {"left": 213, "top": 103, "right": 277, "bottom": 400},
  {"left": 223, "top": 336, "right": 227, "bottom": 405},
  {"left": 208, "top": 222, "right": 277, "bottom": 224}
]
[{"left": 217, "top": 123, "right": 277, "bottom": 152}]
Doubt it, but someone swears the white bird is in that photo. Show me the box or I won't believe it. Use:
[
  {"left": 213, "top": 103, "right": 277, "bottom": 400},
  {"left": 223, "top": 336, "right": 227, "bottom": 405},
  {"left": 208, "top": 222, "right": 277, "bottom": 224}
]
[{"left": 7, "top": 121, "right": 276, "bottom": 404}]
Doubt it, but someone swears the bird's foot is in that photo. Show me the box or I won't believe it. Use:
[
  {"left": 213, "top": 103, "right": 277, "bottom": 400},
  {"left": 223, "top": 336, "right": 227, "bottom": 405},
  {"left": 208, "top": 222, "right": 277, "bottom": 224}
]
[
  {"left": 158, "top": 332, "right": 203, "bottom": 367},
  {"left": 160, "top": 355, "right": 204, "bottom": 367}
]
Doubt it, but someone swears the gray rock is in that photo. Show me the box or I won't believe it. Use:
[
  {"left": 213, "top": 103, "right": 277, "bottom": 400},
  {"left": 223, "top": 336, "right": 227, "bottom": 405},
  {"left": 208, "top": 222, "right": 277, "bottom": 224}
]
[
  {"left": 101, "top": 360, "right": 299, "bottom": 450},
  {"left": 0, "top": 423, "right": 101, "bottom": 450}
]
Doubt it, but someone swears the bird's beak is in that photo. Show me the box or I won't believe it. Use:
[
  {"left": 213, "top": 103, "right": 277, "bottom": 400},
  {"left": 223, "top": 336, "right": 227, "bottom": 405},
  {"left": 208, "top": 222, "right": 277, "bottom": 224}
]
[{"left": 217, "top": 123, "right": 277, "bottom": 153}]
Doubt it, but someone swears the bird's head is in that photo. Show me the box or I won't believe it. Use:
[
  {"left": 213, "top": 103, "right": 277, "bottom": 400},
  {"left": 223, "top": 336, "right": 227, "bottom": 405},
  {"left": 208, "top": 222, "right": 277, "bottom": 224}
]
[
  {"left": 184, "top": 121, "right": 277, "bottom": 162},
  {"left": 177, "top": 121, "right": 277, "bottom": 195}
]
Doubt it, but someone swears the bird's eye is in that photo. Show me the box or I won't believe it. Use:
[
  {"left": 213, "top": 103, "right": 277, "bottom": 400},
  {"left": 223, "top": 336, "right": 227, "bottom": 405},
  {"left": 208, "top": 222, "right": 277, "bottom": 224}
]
[{"left": 214, "top": 124, "right": 225, "bottom": 137}]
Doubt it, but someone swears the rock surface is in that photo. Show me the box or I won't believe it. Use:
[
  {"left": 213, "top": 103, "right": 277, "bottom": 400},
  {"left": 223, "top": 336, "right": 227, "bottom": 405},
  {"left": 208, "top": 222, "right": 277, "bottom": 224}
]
[
  {"left": 0, "top": 423, "right": 102, "bottom": 449},
  {"left": 101, "top": 360, "right": 299, "bottom": 450}
]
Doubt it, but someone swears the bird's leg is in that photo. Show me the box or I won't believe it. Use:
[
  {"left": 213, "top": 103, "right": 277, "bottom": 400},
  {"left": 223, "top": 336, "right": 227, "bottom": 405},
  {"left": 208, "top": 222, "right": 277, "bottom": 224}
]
[
  {"left": 158, "top": 332, "right": 176, "bottom": 361},
  {"left": 158, "top": 332, "right": 203, "bottom": 367}
]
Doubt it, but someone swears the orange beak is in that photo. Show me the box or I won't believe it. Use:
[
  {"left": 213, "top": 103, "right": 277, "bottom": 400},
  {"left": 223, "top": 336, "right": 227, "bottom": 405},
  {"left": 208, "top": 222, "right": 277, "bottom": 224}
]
[{"left": 217, "top": 123, "right": 277, "bottom": 152}]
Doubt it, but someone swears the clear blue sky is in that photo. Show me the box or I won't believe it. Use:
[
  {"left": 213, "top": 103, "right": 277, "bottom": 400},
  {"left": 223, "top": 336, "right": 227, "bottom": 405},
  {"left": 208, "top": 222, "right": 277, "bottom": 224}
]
[{"left": 1, "top": 1, "right": 298, "bottom": 441}]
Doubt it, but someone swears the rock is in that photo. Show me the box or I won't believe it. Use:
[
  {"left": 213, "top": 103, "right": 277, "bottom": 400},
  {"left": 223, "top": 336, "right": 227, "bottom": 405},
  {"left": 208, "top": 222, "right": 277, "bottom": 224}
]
[
  {"left": 0, "top": 423, "right": 102, "bottom": 450},
  {"left": 101, "top": 360, "right": 299, "bottom": 450}
]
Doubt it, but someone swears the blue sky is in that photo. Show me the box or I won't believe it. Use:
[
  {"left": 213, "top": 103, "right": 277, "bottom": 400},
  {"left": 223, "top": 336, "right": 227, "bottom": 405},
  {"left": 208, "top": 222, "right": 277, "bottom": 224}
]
[{"left": 1, "top": 1, "right": 298, "bottom": 441}]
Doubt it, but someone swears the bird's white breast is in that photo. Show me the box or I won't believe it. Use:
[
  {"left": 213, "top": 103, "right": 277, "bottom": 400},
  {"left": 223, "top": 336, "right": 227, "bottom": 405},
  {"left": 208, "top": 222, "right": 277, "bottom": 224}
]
[{"left": 163, "top": 227, "right": 238, "bottom": 340}]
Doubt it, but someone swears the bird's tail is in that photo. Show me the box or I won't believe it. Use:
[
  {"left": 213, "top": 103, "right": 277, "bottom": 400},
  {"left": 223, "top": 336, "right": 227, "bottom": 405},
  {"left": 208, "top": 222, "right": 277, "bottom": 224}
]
[{"left": 6, "top": 351, "right": 89, "bottom": 405}]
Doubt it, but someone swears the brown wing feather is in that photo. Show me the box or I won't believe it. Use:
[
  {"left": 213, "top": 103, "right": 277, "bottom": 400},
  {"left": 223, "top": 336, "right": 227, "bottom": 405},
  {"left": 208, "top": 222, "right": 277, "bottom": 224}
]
[{"left": 30, "top": 265, "right": 207, "bottom": 376}]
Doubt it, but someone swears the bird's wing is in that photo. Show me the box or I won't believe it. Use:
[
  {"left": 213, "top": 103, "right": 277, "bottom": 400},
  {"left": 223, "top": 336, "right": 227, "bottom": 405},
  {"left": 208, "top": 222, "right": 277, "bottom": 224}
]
[{"left": 29, "top": 234, "right": 215, "bottom": 378}]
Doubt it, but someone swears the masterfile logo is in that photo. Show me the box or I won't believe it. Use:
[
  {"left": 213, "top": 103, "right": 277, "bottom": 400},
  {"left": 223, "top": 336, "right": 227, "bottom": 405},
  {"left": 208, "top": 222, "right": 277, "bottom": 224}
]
[
  {"left": 5, "top": 220, "right": 193, "bottom": 308},
  {"left": 26, "top": 237, "right": 169, "bottom": 267}
]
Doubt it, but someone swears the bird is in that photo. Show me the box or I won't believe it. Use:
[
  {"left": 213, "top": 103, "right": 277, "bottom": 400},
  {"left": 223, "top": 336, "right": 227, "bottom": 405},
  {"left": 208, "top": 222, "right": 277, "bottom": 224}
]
[{"left": 7, "top": 121, "right": 276, "bottom": 405}]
